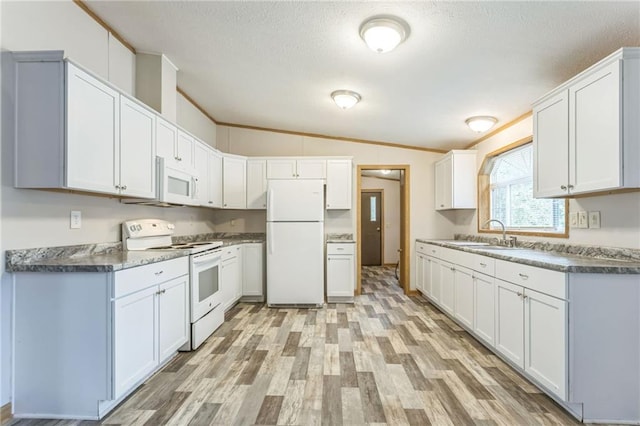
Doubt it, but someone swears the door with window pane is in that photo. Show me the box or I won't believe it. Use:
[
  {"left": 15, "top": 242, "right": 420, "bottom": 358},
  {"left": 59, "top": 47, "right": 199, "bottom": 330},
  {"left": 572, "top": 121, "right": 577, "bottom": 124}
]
[{"left": 361, "top": 191, "right": 382, "bottom": 266}]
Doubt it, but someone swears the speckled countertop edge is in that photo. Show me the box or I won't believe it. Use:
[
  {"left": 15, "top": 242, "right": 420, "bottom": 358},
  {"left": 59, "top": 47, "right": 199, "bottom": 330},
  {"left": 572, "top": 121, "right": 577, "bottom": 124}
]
[
  {"left": 326, "top": 233, "right": 355, "bottom": 243},
  {"left": 416, "top": 238, "right": 640, "bottom": 274},
  {"left": 6, "top": 233, "right": 266, "bottom": 273}
]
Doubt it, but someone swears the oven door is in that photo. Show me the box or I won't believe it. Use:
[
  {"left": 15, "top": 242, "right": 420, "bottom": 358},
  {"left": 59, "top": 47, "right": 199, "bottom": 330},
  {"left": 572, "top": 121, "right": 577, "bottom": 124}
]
[
  {"left": 158, "top": 157, "right": 199, "bottom": 206},
  {"left": 190, "top": 250, "right": 222, "bottom": 322}
]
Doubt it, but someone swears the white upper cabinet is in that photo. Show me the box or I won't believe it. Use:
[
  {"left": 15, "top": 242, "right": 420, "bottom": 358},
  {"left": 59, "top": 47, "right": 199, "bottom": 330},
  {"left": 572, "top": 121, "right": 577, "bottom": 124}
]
[
  {"left": 326, "top": 159, "right": 352, "bottom": 210},
  {"left": 119, "top": 95, "right": 156, "bottom": 198},
  {"left": 223, "top": 154, "right": 247, "bottom": 209},
  {"left": 533, "top": 47, "right": 640, "bottom": 198},
  {"left": 193, "top": 141, "right": 210, "bottom": 206},
  {"left": 435, "top": 150, "right": 477, "bottom": 210},
  {"left": 176, "top": 130, "right": 195, "bottom": 170},
  {"left": 156, "top": 117, "right": 178, "bottom": 163},
  {"left": 246, "top": 159, "right": 267, "bottom": 209},
  {"left": 66, "top": 62, "right": 121, "bottom": 195},
  {"left": 207, "top": 150, "right": 223, "bottom": 208},
  {"left": 266, "top": 158, "right": 326, "bottom": 179},
  {"left": 13, "top": 54, "right": 156, "bottom": 199}
]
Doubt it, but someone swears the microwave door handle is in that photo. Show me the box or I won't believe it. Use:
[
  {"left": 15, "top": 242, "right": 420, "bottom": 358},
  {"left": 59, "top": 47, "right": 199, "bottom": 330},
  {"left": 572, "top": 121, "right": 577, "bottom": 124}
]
[{"left": 192, "top": 177, "right": 198, "bottom": 199}]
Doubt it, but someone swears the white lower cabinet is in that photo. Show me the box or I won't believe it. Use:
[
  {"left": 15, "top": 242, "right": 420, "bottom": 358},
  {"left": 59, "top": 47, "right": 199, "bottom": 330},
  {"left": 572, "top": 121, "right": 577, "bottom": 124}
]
[
  {"left": 242, "top": 243, "right": 265, "bottom": 301},
  {"left": 12, "top": 256, "right": 189, "bottom": 420},
  {"left": 439, "top": 261, "right": 455, "bottom": 315},
  {"left": 221, "top": 245, "right": 246, "bottom": 310},
  {"left": 113, "top": 286, "right": 158, "bottom": 399},
  {"left": 453, "top": 266, "right": 474, "bottom": 330},
  {"left": 473, "top": 273, "right": 495, "bottom": 346},
  {"left": 524, "top": 288, "right": 567, "bottom": 399},
  {"left": 326, "top": 243, "right": 355, "bottom": 302},
  {"left": 494, "top": 279, "right": 525, "bottom": 368}
]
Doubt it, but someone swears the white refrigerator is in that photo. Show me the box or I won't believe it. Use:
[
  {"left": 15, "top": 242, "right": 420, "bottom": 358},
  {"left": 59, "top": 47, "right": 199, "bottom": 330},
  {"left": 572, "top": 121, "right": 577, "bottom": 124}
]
[{"left": 266, "top": 179, "right": 324, "bottom": 306}]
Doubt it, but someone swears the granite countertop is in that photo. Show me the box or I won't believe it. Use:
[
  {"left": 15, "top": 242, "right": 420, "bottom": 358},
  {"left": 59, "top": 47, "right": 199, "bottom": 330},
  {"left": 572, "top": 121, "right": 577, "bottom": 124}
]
[
  {"left": 326, "top": 233, "right": 355, "bottom": 243},
  {"left": 6, "top": 233, "right": 266, "bottom": 273},
  {"left": 417, "top": 239, "right": 640, "bottom": 274}
]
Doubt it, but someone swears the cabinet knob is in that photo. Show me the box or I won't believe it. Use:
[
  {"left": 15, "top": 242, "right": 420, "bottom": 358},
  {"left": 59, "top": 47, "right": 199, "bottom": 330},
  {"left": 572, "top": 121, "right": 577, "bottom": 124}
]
[
  {"left": 155, "top": 270, "right": 164, "bottom": 276},
  {"left": 560, "top": 185, "right": 567, "bottom": 190},
  {"left": 121, "top": 185, "right": 127, "bottom": 190},
  {"left": 568, "top": 184, "right": 574, "bottom": 189},
  {"left": 115, "top": 185, "right": 121, "bottom": 189},
  {"left": 479, "top": 263, "right": 487, "bottom": 267},
  {"left": 208, "top": 201, "right": 213, "bottom": 204},
  {"left": 518, "top": 273, "right": 529, "bottom": 280},
  {"left": 517, "top": 291, "right": 523, "bottom": 297},
  {"left": 224, "top": 203, "right": 227, "bottom": 207},
  {"left": 440, "top": 204, "right": 444, "bottom": 207}
]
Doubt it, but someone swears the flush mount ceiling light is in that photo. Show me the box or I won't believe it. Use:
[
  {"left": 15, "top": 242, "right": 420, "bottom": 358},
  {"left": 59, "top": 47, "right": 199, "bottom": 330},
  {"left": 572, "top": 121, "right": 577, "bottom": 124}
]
[
  {"left": 359, "top": 15, "right": 410, "bottom": 53},
  {"left": 331, "top": 90, "right": 361, "bottom": 109},
  {"left": 465, "top": 116, "right": 498, "bottom": 133},
  {"left": 380, "top": 169, "right": 391, "bottom": 175}
]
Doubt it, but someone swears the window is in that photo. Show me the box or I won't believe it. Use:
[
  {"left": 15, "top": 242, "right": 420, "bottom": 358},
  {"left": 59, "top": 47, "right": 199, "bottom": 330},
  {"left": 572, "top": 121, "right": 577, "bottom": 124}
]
[{"left": 479, "top": 138, "right": 568, "bottom": 237}]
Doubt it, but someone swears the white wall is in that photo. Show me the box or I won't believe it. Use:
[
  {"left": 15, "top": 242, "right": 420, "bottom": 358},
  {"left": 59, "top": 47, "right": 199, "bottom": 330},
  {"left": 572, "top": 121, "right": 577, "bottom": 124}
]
[
  {"left": 177, "top": 92, "right": 218, "bottom": 148},
  {"left": 452, "top": 116, "right": 640, "bottom": 250},
  {"left": 361, "top": 176, "right": 401, "bottom": 264},
  {"left": 0, "top": 0, "right": 221, "bottom": 406}
]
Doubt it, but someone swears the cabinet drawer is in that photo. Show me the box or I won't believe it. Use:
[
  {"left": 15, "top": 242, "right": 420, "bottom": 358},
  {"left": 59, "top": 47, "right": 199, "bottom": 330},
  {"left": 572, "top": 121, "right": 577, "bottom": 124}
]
[
  {"left": 423, "top": 244, "right": 458, "bottom": 263},
  {"left": 327, "top": 243, "right": 355, "bottom": 255},
  {"left": 416, "top": 242, "right": 429, "bottom": 255},
  {"left": 495, "top": 259, "right": 566, "bottom": 299},
  {"left": 222, "top": 245, "right": 241, "bottom": 261},
  {"left": 114, "top": 256, "right": 189, "bottom": 299},
  {"left": 457, "top": 251, "right": 496, "bottom": 276}
]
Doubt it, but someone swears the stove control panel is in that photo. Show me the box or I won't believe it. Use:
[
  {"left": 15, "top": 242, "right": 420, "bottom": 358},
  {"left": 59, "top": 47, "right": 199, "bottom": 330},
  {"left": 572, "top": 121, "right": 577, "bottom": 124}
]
[{"left": 122, "top": 219, "right": 175, "bottom": 239}]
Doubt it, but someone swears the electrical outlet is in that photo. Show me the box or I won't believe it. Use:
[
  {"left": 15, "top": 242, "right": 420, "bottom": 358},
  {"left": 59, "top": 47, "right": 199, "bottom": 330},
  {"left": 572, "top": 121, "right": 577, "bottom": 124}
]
[
  {"left": 569, "top": 212, "right": 578, "bottom": 228},
  {"left": 230, "top": 219, "right": 236, "bottom": 227},
  {"left": 70, "top": 210, "right": 82, "bottom": 229},
  {"left": 588, "top": 211, "right": 601, "bottom": 229},
  {"left": 577, "top": 211, "right": 589, "bottom": 229}
]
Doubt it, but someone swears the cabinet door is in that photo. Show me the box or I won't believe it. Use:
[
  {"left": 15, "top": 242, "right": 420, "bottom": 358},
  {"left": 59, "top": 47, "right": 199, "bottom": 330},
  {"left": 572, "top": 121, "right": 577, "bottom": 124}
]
[
  {"left": 415, "top": 253, "right": 424, "bottom": 294},
  {"left": 495, "top": 279, "right": 524, "bottom": 368},
  {"left": 113, "top": 286, "right": 157, "bottom": 399},
  {"left": 422, "top": 256, "right": 432, "bottom": 297},
  {"left": 193, "top": 142, "right": 210, "bottom": 206},
  {"left": 473, "top": 273, "right": 495, "bottom": 347},
  {"left": 221, "top": 256, "right": 239, "bottom": 311},
  {"left": 434, "top": 158, "right": 452, "bottom": 210},
  {"left": 524, "top": 289, "right": 567, "bottom": 399},
  {"left": 223, "top": 156, "right": 247, "bottom": 209},
  {"left": 156, "top": 117, "right": 177, "bottom": 164},
  {"left": 119, "top": 96, "right": 156, "bottom": 198},
  {"left": 243, "top": 243, "right": 265, "bottom": 298},
  {"left": 158, "top": 276, "right": 189, "bottom": 363},
  {"left": 207, "top": 150, "right": 223, "bottom": 208},
  {"left": 569, "top": 60, "right": 622, "bottom": 195},
  {"left": 246, "top": 160, "right": 267, "bottom": 209},
  {"left": 176, "top": 130, "right": 195, "bottom": 170},
  {"left": 533, "top": 91, "right": 569, "bottom": 197},
  {"left": 454, "top": 267, "right": 474, "bottom": 329},
  {"left": 296, "top": 159, "right": 326, "bottom": 179},
  {"left": 266, "top": 159, "right": 297, "bottom": 179},
  {"left": 234, "top": 246, "right": 243, "bottom": 301},
  {"left": 326, "top": 160, "right": 352, "bottom": 209},
  {"left": 439, "top": 261, "right": 455, "bottom": 315},
  {"left": 429, "top": 257, "right": 441, "bottom": 303},
  {"left": 66, "top": 62, "right": 120, "bottom": 195},
  {"left": 327, "top": 254, "right": 355, "bottom": 297}
]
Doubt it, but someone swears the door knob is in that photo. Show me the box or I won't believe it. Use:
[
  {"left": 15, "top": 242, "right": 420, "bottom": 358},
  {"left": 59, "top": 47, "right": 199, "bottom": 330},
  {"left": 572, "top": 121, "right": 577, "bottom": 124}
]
[{"left": 376, "top": 227, "right": 380, "bottom": 231}]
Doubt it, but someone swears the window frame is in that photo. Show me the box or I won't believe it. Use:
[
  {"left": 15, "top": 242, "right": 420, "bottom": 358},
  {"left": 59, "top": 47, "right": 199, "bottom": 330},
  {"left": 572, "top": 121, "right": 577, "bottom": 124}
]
[{"left": 477, "top": 136, "right": 569, "bottom": 238}]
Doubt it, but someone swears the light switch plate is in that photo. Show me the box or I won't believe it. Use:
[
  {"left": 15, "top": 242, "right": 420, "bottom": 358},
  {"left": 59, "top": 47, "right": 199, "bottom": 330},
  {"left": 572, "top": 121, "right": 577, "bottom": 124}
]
[
  {"left": 588, "top": 211, "right": 601, "bottom": 229},
  {"left": 569, "top": 212, "right": 578, "bottom": 228},
  {"left": 70, "top": 210, "right": 81, "bottom": 229},
  {"left": 577, "top": 211, "right": 589, "bottom": 229}
]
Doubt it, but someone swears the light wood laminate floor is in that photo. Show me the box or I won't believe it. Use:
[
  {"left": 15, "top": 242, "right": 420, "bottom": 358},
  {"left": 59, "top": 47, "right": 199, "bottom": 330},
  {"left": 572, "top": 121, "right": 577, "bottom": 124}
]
[{"left": 11, "top": 266, "right": 579, "bottom": 426}]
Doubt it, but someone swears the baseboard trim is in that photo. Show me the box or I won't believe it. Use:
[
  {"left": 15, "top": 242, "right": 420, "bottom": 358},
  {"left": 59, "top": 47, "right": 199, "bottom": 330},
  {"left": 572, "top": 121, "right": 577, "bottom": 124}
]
[
  {"left": 407, "top": 290, "right": 420, "bottom": 297},
  {"left": 1, "top": 403, "right": 12, "bottom": 425}
]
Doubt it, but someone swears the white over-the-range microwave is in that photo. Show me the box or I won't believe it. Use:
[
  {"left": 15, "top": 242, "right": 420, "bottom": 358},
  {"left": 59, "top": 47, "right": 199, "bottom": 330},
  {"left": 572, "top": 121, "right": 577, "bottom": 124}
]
[{"left": 123, "top": 156, "right": 201, "bottom": 207}]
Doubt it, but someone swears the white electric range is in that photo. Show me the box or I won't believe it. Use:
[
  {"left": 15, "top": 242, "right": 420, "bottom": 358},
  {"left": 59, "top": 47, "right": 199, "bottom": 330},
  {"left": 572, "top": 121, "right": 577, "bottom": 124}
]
[{"left": 122, "top": 219, "right": 224, "bottom": 350}]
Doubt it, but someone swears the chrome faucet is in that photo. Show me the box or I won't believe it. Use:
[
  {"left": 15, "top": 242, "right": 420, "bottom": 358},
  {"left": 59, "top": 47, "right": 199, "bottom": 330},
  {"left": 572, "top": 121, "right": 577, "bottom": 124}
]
[{"left": 483, "top": 219, "right": 516, "bottom": 247}]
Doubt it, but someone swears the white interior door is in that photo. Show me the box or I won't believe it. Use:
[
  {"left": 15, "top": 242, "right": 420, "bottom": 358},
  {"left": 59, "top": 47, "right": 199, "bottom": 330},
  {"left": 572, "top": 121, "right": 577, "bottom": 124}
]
[{"left": 267, "top": 222, "right": 323, "bottom": 305}]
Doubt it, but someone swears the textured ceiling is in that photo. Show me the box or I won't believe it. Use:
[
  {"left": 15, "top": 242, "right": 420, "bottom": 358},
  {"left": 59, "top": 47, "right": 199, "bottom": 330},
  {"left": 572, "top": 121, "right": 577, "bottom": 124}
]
[{"left": 87, "top": 1, "right": 640, "bottom": 151}]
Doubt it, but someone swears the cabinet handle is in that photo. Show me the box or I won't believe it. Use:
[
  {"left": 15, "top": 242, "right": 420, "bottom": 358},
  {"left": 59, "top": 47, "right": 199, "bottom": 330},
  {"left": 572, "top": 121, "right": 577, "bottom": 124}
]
[
  {"left": 224, "top": 203, "right": 227, "bottom": 207},
  {"left": 450, "top": 267, "right": 455, "bottom": 271},
  {"left": 208, "top": 201, "right": 213, "bottom": 204},
  {"left": 155, "top": 270, "right": 164, "bottom": 276},
  {"left": 115, "top": 185, "right": 121, "bottom": 190},
  {"left": 517, "top": 291, "right": 523, "bottom": 297},
  {"left": 440, "top": 204, "right": 444, "bottom": 207},
  {"left": 121, "top": 185, "right": 127, "bottom": 190},
  {"left": 518, "top": 273, "right": 529, "bottom": 280},
  {"left": 568, "top": 184, "right": 574, "bottom": 189},
  {"left": 560, "top": 185, "right": 567, "bottom": 190},
  {"left": 336, "top": 248, "right": 344, "bottom": 251},
  {"left": 523, "top": 294, "right": 529, "bottom": 300},
  {"left": 431, "top": 250, "right": 436, "bottom": 253},
  {"left": 479, "top": 262, "right": 487, "bottom": 267}
]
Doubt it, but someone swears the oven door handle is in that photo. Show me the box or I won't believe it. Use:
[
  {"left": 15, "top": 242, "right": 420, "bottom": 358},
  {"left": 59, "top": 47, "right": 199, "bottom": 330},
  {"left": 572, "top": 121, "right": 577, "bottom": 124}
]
[{"left": 192, "top": 253, "right": 222, "bottom": 266}]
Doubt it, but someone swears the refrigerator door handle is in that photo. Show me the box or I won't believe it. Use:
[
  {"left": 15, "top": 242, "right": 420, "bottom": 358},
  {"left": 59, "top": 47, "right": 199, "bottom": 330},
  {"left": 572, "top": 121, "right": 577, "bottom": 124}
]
[
  {"left": 267, "top": 222, "right": 274, "bottom": 254},
  {"left": 267, "top": 187, "right": 274, "bottom": 219}
]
